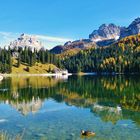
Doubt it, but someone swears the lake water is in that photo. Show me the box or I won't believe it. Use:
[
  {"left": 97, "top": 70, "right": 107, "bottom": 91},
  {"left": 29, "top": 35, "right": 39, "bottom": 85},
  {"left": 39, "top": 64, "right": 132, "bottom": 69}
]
[{"left": 0, "top": 75, "right": 140, "bottom": 140}]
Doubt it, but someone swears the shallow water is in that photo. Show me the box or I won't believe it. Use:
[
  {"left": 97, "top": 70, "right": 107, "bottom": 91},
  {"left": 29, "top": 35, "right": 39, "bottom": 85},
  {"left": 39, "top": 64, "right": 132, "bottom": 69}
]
[{"left": 0, "top": 75, "right": 140, "bottom": 140}]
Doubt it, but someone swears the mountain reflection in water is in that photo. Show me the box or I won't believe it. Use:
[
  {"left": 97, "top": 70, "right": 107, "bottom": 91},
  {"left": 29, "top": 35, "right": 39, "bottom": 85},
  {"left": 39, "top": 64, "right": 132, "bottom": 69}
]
[{"left": 0, "top": 75, "right": 140, "bottom": 125}]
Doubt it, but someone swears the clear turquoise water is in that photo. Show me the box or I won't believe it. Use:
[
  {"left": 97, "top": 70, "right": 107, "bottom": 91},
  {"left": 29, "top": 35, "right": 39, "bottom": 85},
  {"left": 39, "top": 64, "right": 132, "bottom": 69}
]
[{"left": 0, "top": 75, "right": 140, "bottom": 140}]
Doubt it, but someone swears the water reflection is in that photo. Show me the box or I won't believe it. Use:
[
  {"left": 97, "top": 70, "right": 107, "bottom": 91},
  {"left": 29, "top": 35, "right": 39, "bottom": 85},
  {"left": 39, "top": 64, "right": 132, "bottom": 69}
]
[{"left": 0, "top": 75, "right": 140, "bottom": 125}]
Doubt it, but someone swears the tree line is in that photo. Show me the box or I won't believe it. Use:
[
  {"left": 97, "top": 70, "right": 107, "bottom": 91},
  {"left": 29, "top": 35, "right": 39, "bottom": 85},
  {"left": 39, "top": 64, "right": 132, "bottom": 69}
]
[
  {"left": 0, "top": 34, "right": 140, "bottom": 74},
  {"left": 15, "top": 47, "right": 61, "bottom": 67},
  {"left": 0, "top": 47, "right": 12, "bottom": 73},
  {"left": 62, "top": 34, "right": 140, "bottom": 73},
  {"left": 0, "top": 47, "right": 62, "bottom": 73}
]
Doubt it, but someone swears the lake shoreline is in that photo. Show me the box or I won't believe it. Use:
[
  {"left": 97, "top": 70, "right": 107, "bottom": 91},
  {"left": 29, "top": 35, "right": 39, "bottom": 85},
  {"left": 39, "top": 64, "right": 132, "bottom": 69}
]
[
  {"left": 75, "top": 72, "right": 140, "bottom": 76},
  {"left": 2, "top": 73, "right": 72, "bottom": 77},
  {"left": 1, "top": 72, "right": 140, "bottom": 77}
]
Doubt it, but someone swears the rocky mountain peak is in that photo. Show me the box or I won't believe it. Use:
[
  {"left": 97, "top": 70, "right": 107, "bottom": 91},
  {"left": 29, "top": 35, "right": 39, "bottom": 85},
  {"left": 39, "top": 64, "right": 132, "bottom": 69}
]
[
  {"left": 9, "top": 33, "right": 43, "bottom": 51},
  {"left": 130, "top": 17, "right": 140, "bottom": 25},
  {"left": 120, "top": 17, "right": 140, "bottom": 38},
  {"left": 89, "top": 18, "right": 140, "bottom": 46},
  {"left": 89, "top": 23, "right": 120, "bottom": 42}
]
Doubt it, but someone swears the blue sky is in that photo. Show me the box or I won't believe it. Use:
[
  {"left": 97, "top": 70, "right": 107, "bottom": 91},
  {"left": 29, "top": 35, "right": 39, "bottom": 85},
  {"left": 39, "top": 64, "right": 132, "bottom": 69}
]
[{"left": 0, "top": 0, "right": 140, "bottom": 49}]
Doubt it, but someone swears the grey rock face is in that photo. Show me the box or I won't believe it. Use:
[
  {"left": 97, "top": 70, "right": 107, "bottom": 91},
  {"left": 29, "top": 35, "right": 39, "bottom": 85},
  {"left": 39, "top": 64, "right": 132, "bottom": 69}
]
[
  {"left": 120, "top": 17, "right": 140, "bottom": 38},
  {"left": 9, "top": 33, "right": 43, "bottom": 51},
  {"left": 89, "top": 24, "right": 121, "bottom": 42},
  {"left": 89, "top": 17, "right": 140, "bottom": 46}
]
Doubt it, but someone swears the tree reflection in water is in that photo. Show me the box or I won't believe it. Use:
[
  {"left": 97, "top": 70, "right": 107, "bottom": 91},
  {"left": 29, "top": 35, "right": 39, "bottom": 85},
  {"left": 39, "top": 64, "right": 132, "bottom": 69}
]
[{"left": 0, "top": 75, "right": 140, "bottom": 125}]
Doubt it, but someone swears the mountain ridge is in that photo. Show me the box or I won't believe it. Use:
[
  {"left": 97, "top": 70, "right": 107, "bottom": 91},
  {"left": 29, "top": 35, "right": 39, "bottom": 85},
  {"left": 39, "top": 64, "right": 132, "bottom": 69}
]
[
  {"left": 5, "top": 17, "right": 140, "bottom": 54},
  {"left": 51, "top": 17, "right": 140, "bottom": 54}
]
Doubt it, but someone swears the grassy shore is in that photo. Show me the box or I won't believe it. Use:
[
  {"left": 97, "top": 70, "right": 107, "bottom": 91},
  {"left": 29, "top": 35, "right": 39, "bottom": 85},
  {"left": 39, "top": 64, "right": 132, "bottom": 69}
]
[{"left": 11, "top": 61, "right": 57, "bottom": 74}]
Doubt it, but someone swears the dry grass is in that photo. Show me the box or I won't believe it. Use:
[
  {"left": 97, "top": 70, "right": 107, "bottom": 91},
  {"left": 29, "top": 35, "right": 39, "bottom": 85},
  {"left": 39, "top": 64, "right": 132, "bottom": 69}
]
[
  {"left": 12, "top": 59, "right": 57, "bottom": 74},
  {"left": 0, "top": 131, "right": 23, "bottom": 140}
]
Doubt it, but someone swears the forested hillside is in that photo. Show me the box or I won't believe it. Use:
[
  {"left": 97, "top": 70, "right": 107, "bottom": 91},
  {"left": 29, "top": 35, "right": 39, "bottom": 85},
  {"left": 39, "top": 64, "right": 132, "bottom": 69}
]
[
  {"left": 0, "top": 34, "right": 140, "bottom": 74},
  {"left": 62, "top": 34, "right": 140, "bottom": 73},
  {"left": 0, "top": 47, "right": 12, "bottom": 73},
  {"left": 0, "top": 47, "right": 61, "bottom": 73}
]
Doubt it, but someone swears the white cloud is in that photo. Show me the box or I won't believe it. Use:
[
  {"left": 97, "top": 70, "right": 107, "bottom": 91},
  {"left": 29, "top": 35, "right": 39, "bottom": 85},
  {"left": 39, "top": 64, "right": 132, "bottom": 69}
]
[
  {"left": 34, "top": 34, "right": 73, "bottom": 49},
  {"left": 36, "top": 34, "right": 73, "bottom": 43},
  {"left": 0, "top": 31, "right": 74, "bottom": 49},
  {"left": 0, "top": 31, "right": 18, "bottom": 47}
]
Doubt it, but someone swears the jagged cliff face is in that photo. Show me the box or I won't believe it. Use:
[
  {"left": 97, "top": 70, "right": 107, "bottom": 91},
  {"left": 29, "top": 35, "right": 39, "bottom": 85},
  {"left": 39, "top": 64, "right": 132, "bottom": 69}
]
[
  {"left": 89, "top": 17, "right": 140, "bottom": 46},
  {"left": 120, "top": 18, "right": 140, "bottom": 38},
  {"left": 50, "top": 17, "right": 140, "bottom": 54},
  {"left": 9, "top": 33, "right": 43, "bottom": 51},
  {"left": 89, "top": 24, "right": 121, "bottom": 42}
]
